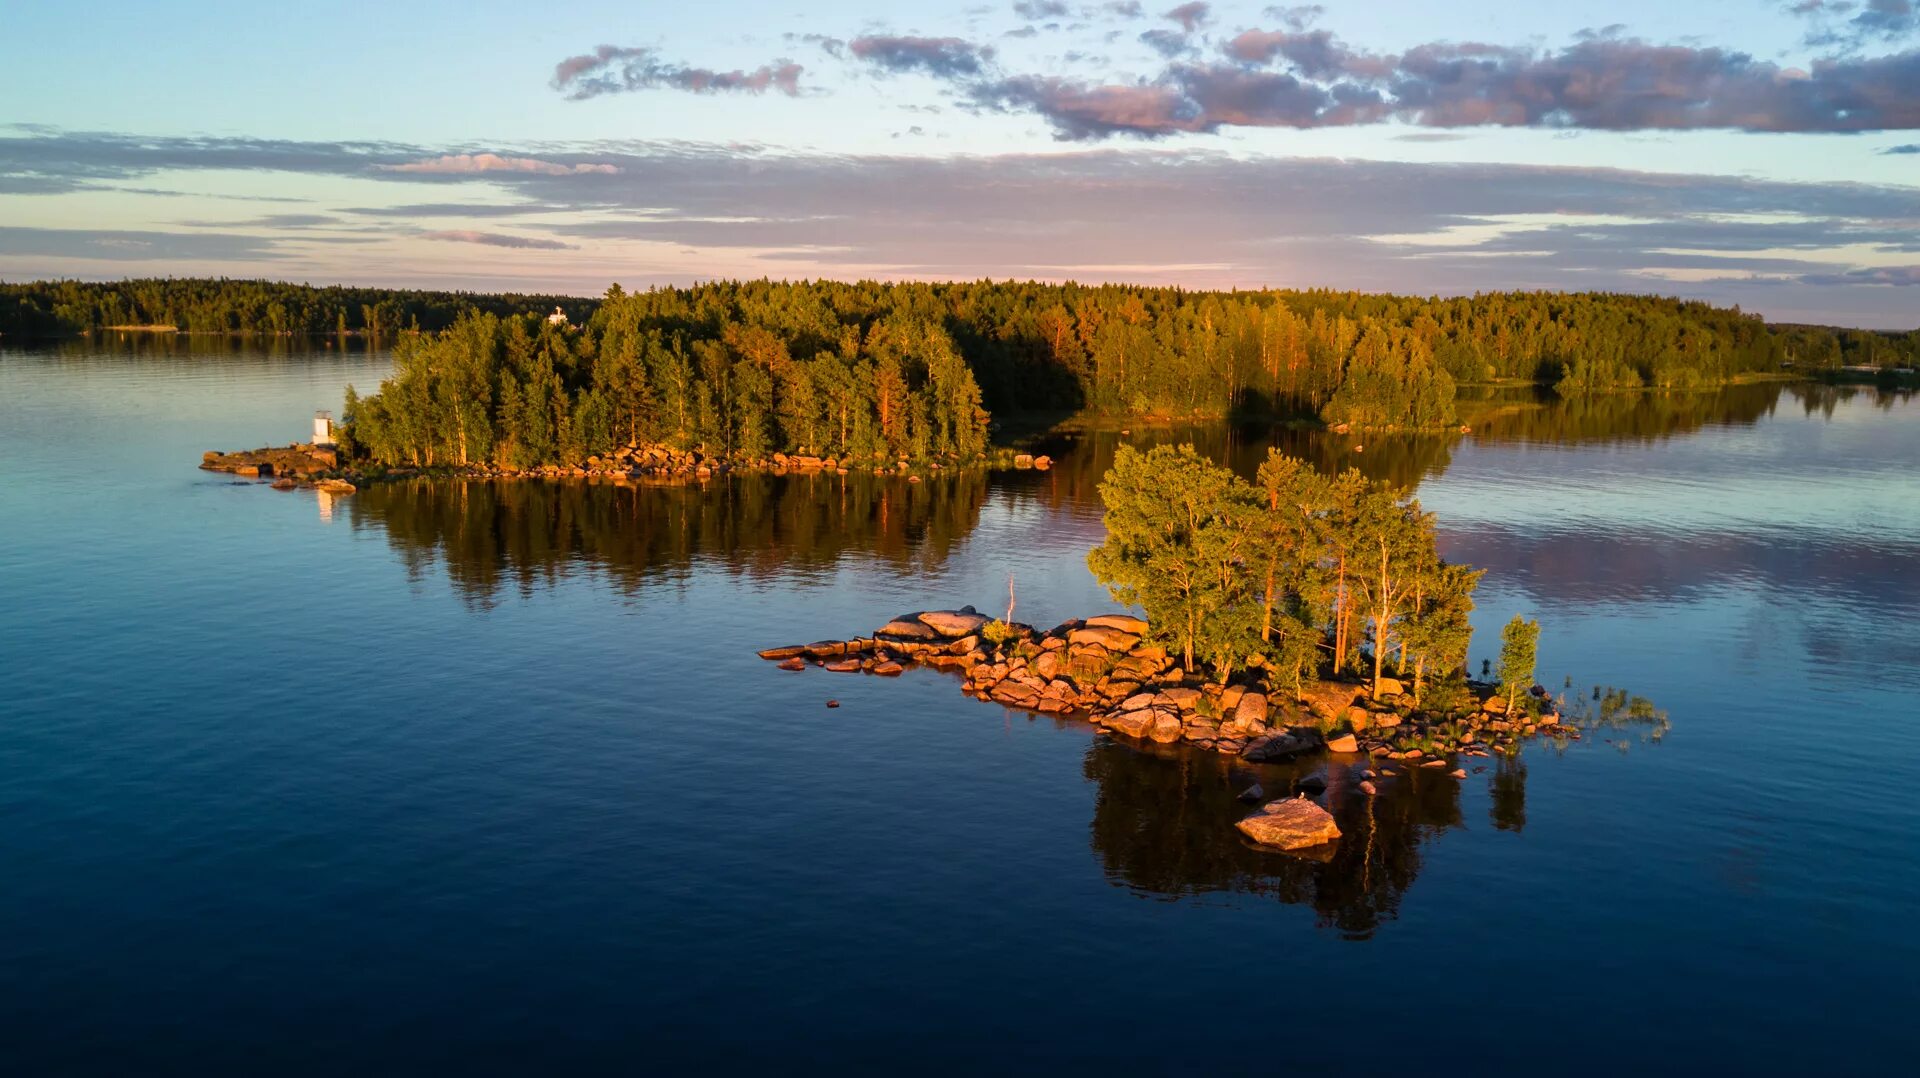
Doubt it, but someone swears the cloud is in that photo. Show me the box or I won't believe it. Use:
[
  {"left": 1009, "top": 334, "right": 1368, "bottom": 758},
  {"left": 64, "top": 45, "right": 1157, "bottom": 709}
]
[
  {"left": 1883, "top": 142, "right": 1920, "bottom": 151},
  {"left": 1139, "top": 29, "right": 1195, "bottom": 58},
  {"left": 7, "top": 128, "right": 1920, "bottom": 325},
  {"left": 978, "top": 33, "right": 1920, "bottom": 138},
  {"left": 420, "top": 229, "right": 575, "bottom": 250},
  {"left": 849, "top": 35, "right": 994, "bottom": 78},
  {"left": 1800, "top": 264, "right": 1920, "bottom": 284},
  {"left": 1790, "top": 0, "right": 1919, "bottom": 47},
  {"left": 1262, "top": 5, "right": 1325, "bottom": 31},
  {"left": 1163, "top": 2, "right": 1211, "bottom": 33},
  {"left": 551, "top": 46, "right": 802, "bottom": 99},
  {"left": 382, "top": 153, "right": 620, "bottom": 176},
  {"left": 0, "top": 226, "right": 279, "bottom": 261},
  {"left": 786, "top": 33, "right": 846, "bottom": 58},
  {"left": 1012, "top": 1, "right": 1070, "bottom": 17},
  {"left": 1102, "top": 1, "right": 1145, "bottom": 17}
]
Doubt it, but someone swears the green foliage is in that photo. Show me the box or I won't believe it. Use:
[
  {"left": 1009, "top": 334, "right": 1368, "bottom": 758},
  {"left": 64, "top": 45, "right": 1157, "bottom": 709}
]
[
  {"left": 1089, "top": 444, "right": 1484, "bottom": 695},
  {"left": 981, "top": 619, "right": 1018, "bottom": 648},
  {"left": 342, "top": 296, "right": 991, "bottom": 469},
  {"left": 1497, "top": 615, "right": 1542, "bottom": 706},
  {"left": 7, "top": 278, "right": 1891, "bottom": 426},
  {"left": 0, "top": 277, "right": 586, "bottom": 336}
]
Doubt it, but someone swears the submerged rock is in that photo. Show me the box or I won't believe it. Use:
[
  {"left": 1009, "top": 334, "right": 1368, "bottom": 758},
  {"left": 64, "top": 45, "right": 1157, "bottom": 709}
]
[{"left": 1235, "top": 797, "right": 1341, "bottom": 851}]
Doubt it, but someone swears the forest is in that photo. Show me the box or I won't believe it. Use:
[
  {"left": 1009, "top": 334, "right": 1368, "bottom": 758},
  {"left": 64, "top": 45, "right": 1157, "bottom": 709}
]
[
  {"left": 0, "top": 277, "right": 593, "bottom": 338},
  {"left": 9, "top": 278, "right": 1915, "bottom": 450}
]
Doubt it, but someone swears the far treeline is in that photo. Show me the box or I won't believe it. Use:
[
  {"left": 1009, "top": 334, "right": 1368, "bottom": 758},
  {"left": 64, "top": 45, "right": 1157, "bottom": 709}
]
[
  {"left": 0, "top": 278, "right": 595, "bottom": 339},
  {"left": 1089, "top": 443, "right": 1543, "bottom": 714}
]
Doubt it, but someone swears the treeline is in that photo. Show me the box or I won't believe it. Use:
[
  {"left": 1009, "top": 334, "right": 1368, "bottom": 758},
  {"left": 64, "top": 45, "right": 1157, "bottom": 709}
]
[
  {"left": 1772, "top": 324, "right": 1920, "bottom": 372},
  {"left": 344, "top": 291, "right": 990, "bottom": 469},
  {"left": 1089, "top": 444, "right": 1488, "bottom": 702},
  {"left": 0, "top": 278, "right": 592, "bottom": 337},
  {"left": 16, "top": 275, "right": 1909, "bottom": 425}
]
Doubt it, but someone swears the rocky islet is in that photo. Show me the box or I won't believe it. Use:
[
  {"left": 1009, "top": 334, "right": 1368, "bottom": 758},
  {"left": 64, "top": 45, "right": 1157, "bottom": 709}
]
[{"left": 763, "top": 607, "right": 1582, "bottom": 854}]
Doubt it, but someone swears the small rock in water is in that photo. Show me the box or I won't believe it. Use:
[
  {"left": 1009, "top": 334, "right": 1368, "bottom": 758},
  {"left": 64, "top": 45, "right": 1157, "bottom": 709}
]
[
  {"left": 1236, "top": 783, "right": 1265, "bottom": 803},
  {"left": 777, "top": 657, "right": 806, "bottom": 671},
  {"left": 1448, "top": 768, "right": 1467, "bottom": 779},
  {"left": 1295, "top": 774, "right": 1328, "bottom": 794},
  {"left": 826, "top": 700, "right": 840, "bottom": 709},
  {"left": 872, "top": 661, "right": 905, "bottom": 676},
  {"left": 1358, "top": 780, "right": 1378, "bottom": 797}
]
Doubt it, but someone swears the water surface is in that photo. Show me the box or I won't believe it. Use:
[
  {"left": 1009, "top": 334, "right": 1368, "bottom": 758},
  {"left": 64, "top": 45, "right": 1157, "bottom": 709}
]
[{"left": 3, "top": 338, "right": 1916, "bottom": 1073}]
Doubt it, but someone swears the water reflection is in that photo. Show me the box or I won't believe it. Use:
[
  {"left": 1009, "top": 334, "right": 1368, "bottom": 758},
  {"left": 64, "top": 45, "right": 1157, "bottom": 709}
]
[
  {"left": 1083, "top": 736, "right": 1512, "bottom": 939},
  {"left": 338, "top": 381, "right": 1858, "bottom": 610},
  {"left": 347, "top": 471, "right": 990, "bottom": 607}
]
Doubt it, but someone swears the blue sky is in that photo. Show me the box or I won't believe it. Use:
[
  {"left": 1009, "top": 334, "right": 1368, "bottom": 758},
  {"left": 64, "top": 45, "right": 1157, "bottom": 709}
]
[{"left": 2, "top": 0, "right": 1917, "bottom": 326}]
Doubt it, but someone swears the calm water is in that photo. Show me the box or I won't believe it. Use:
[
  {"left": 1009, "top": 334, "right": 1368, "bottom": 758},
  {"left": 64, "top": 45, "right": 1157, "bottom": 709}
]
[{"left": 3, "top": 338, "right": 1917, "bottom": 1074}]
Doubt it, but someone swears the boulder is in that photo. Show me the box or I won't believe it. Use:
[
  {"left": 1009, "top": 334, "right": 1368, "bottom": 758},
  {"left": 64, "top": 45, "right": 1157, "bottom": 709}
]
[
  {"left": 777, "top": 657, "right": 806, "bottom": 671},
  {"left": 1242, "top": 729, "right": 1322, "bottom": 762},
  {"left": 1162, "top": 686, "right": 1203, "bottom": 708},
  {"left": 918, "top": 609, "right": 990, "bottom": 638},
  {"left": 823, "top": 659, "right": 862, "bottom": 672},
  {"left": 1373, "top": 677, "right": 1405, "bottom": 698},
  {"left": 1084, "top": 613, "right": 1149, "bottom": 636},
  {"left": 1236, "top": 783, "right": 1265, "bottom": 803},
  {"left": 758, "top": 645, "right": 807, "bottom": 660},
  {"left": 1325, "top": 733, "right": 1360, "bottom": 753},
  {"left": 1109, "top": 709, "right": 1155, "bottom": 739},
  {"left": 1235, "top": 798, "right": 1341, "bottom": 851},
  {"left": 804, "top": 640, "right": 847, "bottom": 658},
  {"left": 1119, "top": 692, "right": 1157, "bottom": 712},
  {"left": 1233, "top": 692, "right": 1268, "bottom": 730},
  {"left": 315, "top": 479, "right": 355, "bottom": 494},
  {"left": 877, "top": 617, "right": 938, "bottom": 640},
  {"left": 1068, "top": 625, "right": 1142, "bottom": 652},
  {"left": 1148, "top": 712, "right": 1185, "bottom": 743},
  {"left": 871, "top": 661, "right": 905, "bottom": 677}
]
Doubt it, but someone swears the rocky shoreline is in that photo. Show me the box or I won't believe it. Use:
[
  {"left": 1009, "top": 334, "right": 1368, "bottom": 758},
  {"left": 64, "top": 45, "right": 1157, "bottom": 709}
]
[
  {"left": 201, "top": 442, "right": 1052, "bottom": 487},
  {"left": 762, "top": 607, "right": 1581, "bottom": 853}
]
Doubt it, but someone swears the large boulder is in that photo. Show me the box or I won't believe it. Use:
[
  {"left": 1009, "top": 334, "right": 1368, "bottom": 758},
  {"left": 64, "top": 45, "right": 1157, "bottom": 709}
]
[
  {"left": 1242, "top": 729, "right": 1323, "bottom": 762},
  {"left": 1084, "top": 613, "right": 1149, "bottom": 636},
  {"left": 877, "top": 616, "right": 938, "bottom": 640},
  {"left": 1372, "top": 677, "right": 1405, "bottom": 699},
  {"left": 1109, "top": 709, "right": 1155, "bottom": 739},
  {"left": 1068, "top": 625, "right": 1142, "bottom": 652},
  {"left": 1236, "top": 798, "right": 1341, "bottom": 851},
  {"left": 918, "top": 609, "right": 989, "bottom": 638},
  {"left": 1325, "top": 733, "right": 1360, "bottom": 753},
  {"left": 1148, "top": 711, "right": 1185, "bottom": 743}
]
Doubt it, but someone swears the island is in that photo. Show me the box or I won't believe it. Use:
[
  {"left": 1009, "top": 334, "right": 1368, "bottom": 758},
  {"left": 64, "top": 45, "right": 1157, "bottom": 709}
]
[{"left": 761, "top": 443, "right": 1598, "bottom": 854}]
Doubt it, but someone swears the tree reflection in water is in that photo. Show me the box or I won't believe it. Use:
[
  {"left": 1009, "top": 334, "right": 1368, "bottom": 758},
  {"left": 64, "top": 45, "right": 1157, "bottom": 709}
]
[
  {"left": 347, "top": 469, "right": 990, "bottom": 608},
  {"left": 1081, "top": 736, "right": 1520, "bottom": 940}
]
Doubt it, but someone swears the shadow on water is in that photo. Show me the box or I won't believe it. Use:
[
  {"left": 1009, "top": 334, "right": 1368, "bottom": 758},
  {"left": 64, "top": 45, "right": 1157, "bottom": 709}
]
[{"left": 1081, "top": 735, "right": 1536, "bottom": 939}]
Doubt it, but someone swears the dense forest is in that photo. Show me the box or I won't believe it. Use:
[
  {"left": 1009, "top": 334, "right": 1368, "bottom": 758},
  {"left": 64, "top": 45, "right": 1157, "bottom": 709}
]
[
  {"left": 0, "top": 278, "right": 593, "bottom": 337},
  {"left": 9, "top": 278, "right": 1915, "bottom": 449},
  {"left": 342, "top": 290, "right": 991, "bottom": 470}
]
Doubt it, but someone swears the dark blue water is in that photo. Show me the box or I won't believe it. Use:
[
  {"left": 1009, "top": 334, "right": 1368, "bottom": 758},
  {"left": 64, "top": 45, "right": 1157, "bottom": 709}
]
[{"left": 3, "top": 341, "right": 1916, "bottom": 1074}]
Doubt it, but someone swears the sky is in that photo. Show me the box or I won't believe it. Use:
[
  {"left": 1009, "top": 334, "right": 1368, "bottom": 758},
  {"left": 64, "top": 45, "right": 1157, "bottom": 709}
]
[{"left": 1, "top": 0, "right": 1916, "bottom": 327}]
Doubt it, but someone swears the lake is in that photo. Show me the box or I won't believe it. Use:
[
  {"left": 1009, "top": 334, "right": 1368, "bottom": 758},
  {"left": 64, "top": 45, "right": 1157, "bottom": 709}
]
[{"left": 3, "top": 336, "right": 1917, "bottom": 1074}]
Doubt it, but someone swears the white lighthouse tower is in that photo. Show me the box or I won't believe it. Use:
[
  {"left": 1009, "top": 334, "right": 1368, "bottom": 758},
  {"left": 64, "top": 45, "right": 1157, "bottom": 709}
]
[{"left": 313, "top": 410, "right": 337, "bottom": 447}]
